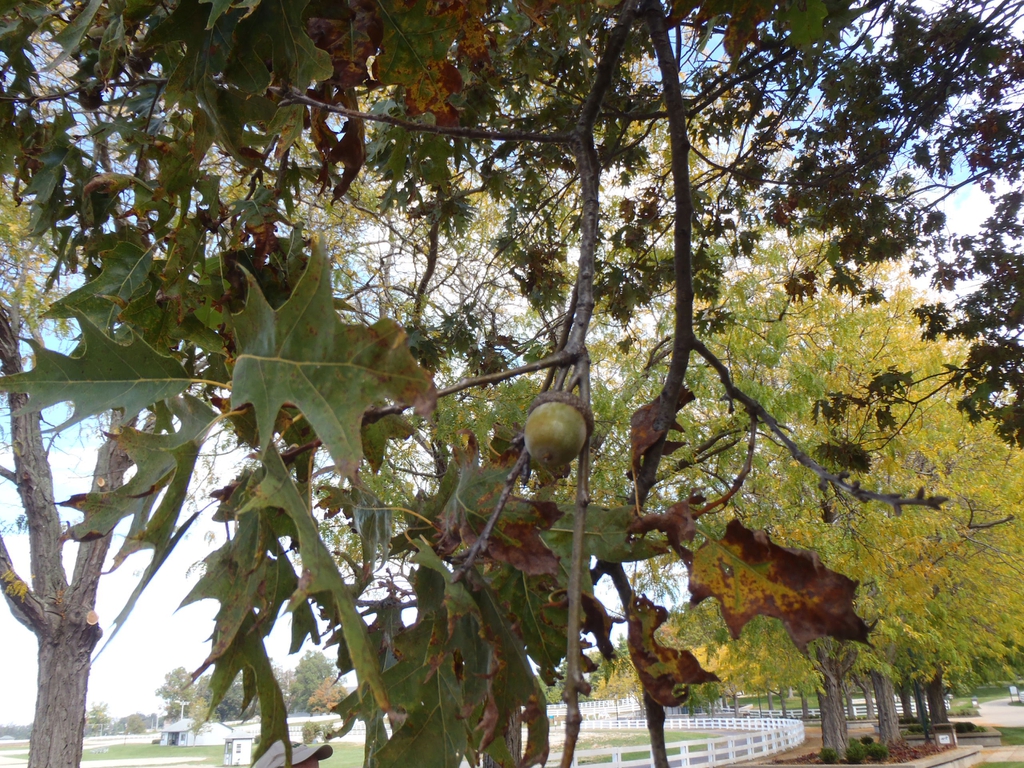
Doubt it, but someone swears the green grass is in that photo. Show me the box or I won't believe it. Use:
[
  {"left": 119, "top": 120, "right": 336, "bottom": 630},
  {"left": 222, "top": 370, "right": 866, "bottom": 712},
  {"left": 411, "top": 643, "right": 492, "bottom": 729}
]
[
  {"left": 81, "top": 743, "right": 223, "bottom": 762},
  {"left": 980, "top": 763, "right": 1024, "bottom": 768},
  {"left": 317, "top": 741, "right": 367, "bottom": 768},
  {"left": 998, "top": 727, "right": 1024, "bottom": 746}
]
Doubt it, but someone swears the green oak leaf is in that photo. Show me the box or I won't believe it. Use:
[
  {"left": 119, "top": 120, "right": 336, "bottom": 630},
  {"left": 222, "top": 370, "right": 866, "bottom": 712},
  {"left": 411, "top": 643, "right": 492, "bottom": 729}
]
[
  {"left": 48, "top": 241, "right": 153, "bottom": 327},
  {"left": 237, "top": 446, "right": 392, "bottom": 715},
  {"left": 0, "top": 316, "right": 191, "bottom": 430},
  {"left": 231, "top": 238, "right": 435, "bottom": 478}
]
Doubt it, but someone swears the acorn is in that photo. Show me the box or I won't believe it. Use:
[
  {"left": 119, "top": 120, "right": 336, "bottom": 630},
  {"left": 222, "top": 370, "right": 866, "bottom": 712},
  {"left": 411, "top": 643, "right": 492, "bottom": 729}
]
[{"left": 524, "top": 391, "right": 594, "bottom": 469}]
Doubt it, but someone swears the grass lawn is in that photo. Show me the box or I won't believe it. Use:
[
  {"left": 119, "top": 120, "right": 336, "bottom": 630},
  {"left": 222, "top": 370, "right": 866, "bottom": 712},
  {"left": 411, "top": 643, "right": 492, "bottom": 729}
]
[
  {"left": 998, "top": 727, "right": 1024, "bottom": 745},
  {"left": 315, "top": 742, "right": 365, "bottom": 768},
  {"left": 81, "top": 743, "right": 222, "bottom": 762},
  {"left": 981, "top": 763, "right": 1024, "bottom": 768}
]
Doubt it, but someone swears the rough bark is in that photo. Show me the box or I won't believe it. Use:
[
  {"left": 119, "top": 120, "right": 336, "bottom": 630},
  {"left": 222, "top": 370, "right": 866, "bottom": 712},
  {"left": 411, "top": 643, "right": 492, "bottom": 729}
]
[
  {"left": 482, "top": 709, "right": 521, "bottom": 768},
  {"left": 644, "top": 691, "right": 670, "bottom": 768},
  {"left": 871, "top": 670, "right": 902, "bottom": 745},
  {"left": 801, "top": 692, "right": 809, "bottom": 720},
  {"left": 898, "top": 683, "right": 915, "bottom": 719},
  {"left": 0, "top": 304, "right": 132, "bottom": 768},
  {"left": 844, "top": 681, "right": 857, "bottom": 719},
  {"left": 814, "top": 640, "right": 857, "bottom": 757},
  {"left": 925, "top": 670, "right": 949, "bottom": 725},
  {"left": 855, "top": 675, "right": 875, "bottom": 720}
]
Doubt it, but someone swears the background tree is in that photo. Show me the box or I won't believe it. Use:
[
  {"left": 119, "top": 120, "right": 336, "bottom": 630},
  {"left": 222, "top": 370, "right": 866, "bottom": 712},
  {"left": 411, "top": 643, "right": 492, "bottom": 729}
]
[
  {"left": 84, "top": 702, "right": 111, "bottom": 737},
  {"left": 124, "top": 714, "right": 148, "bottom": 735},
  {"left": 289, "top": 651, "right": 337, "bottom": 715},
  {"left": 156, "top": 667, "right": 200, "bottom": 722}
]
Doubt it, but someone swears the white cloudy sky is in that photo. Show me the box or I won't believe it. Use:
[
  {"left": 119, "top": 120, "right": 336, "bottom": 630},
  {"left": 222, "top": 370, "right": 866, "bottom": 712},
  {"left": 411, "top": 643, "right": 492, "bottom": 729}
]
[{"left": 0, "top": 426, "right": 311, "bottom": 725}]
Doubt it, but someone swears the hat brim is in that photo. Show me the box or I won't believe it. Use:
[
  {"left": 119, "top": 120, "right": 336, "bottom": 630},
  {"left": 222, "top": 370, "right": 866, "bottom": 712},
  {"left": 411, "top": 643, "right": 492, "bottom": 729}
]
[{"left": 291, "top": 743, "right": 334, "bottom": 763}]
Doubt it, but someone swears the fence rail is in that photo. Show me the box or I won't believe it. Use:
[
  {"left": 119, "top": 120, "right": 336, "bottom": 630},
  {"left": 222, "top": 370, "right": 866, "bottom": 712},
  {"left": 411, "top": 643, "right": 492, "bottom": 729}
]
[{"left": 548, "top": 717, "right": 805, "bottom": 768}]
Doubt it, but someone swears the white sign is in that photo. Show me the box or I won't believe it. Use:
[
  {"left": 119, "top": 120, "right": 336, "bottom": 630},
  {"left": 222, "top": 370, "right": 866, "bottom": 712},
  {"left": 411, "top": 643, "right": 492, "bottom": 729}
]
[{"left": 938, "top": 734, "right": 951, "bottom": 745}]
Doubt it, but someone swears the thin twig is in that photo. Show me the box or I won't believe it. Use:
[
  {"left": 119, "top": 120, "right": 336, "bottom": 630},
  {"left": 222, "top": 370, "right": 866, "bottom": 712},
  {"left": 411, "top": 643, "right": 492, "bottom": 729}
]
[
  {"left": 694, "top": 416, "right": 757, "bottom": 516},
  {"left": 275, "top": 88, "right": 570, "bottom": 144},
  {"left": 452, "top": 450, "right": 530, "bottom": 582},
  {"left": 363, "top": 349, "right": 578, "bottom": 425}
]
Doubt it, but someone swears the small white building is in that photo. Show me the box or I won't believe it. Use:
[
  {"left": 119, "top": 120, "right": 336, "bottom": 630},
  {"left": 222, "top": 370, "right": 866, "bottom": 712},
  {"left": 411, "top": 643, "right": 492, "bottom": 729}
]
[
  {"left": 159, "top": 719, "right": 235, "bottom": 747},
  {"left": 222, "top": 730, "right": 254, "bottom": 766}
]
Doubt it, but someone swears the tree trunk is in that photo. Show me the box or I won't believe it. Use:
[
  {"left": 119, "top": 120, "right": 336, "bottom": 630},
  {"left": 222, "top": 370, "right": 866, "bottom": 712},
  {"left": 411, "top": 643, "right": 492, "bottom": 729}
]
[
  {"left": 898, "top": 683, "right": 914, "bottom": 719},
  {"left": 926, "top": 671, "right": 949, "bottom": 725},
  {"left": 781, "top": 692, "right": 788, "bottom": 717},
  {"left": 767, "top": 690, "right": 774, "bottom": 713},
  {"left": 30, "top": 620, "right": 102, "bottom": 768},
  {"left": 814, "top": 640, "right": 857, "bottom": 757},
  {"left": 855, "top": 675, "right": 875, "bottom": 720},
  {"left": 0, "top": 304, "right": 131, "bottom": 768},
  {"left": 844, "top": 681, "right": 857, "bottom": 719},
  {"left": 734, "top": 692, "right": 739, "bottom": 716},
  {"left": 644, "top": 691, "right": 670, "bottom": 768},
  {"left": 482, "top": 709, "right": 521, "bottom": 768},
  {"left": 871, "top": 671, "right": 901, "bottom": 745},
  {"left": 801, "top": 692, "right": 809, "bottom": 720}
]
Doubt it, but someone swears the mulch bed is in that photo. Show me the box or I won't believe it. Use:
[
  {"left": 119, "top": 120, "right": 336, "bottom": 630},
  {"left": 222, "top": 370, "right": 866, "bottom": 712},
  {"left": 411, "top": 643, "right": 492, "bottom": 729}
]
[{"left": 771, "top": 742, "right": 953, "bottom": 765}]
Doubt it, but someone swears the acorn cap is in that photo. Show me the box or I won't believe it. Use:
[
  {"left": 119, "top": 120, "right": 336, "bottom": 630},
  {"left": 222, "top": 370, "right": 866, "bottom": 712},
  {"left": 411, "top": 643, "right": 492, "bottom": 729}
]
[{"left": 527, "top": 390, "right": 594, "bottom": 438}]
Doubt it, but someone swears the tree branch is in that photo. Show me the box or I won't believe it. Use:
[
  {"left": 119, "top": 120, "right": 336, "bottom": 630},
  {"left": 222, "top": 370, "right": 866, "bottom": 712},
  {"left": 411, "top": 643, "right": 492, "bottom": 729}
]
[
  {"left": 693, "top": 339, "right": 949, "bottom": 513},
  {"left": 0, "top": 303, "right": 66, "bottom": 604},
  {"left": 275, "top": 89, "right": 570, "bottom": 144},
  {"left": 0, "top": 530, "right": 47, "bottom": 633},
  {"left": 0, "top": 465, "right": 16, "bottom": 484},
  {"left": 633, "top": 1, "right": 698, "bottom": 512},
  {"left": 363, "top": 349, "right": 578, "bottom": 425}
]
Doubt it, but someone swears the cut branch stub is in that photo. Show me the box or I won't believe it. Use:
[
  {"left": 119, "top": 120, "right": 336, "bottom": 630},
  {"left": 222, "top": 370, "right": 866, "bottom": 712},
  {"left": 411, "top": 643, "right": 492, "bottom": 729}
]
[
  {"left": 627, "top": 595, "right": 719, "bottom": 707},
  {"left": 630, "top": 388, "right": 695, "bottom": 480},
  {"left": 689, "top": 519, "right": 870, "bottom": 651}
]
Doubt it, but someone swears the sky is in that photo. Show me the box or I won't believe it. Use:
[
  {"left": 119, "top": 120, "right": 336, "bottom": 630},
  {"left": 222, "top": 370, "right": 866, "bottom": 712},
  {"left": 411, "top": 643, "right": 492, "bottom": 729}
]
[
  {"left": 0, "top": 425, "right": 313, "bottom": 726},
  {"left": 0, "top": 176, "right": 1001, "bottom": 727}
]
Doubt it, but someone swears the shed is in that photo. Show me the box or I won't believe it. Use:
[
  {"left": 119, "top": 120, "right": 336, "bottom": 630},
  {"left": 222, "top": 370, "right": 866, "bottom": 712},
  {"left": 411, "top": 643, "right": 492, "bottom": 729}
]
[
  {"left": 223, "top": 730, "right": 254, "bottom": 766},
  {"left": 159, "top": 719, "right": 235, "bottom": 747}
]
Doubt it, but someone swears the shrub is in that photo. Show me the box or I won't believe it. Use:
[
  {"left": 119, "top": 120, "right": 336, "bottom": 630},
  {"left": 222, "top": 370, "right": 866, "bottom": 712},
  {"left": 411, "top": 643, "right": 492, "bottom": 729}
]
[
  {"left": 955, "top": 721, "right": 984, "bottom": 733},
  {"left": 865, "top": 742, "right": 889, "bottom": 761},
  {"left": 819, "top": 747, "right": 839, "bottom": 763},
  {"left": 905, "top": 724, "right": 923, "bottom": 733},
  {"left": 860, "top": 736, "right": 875, "bottom": 745},
  {"left": 846, "top": 739, "right": 868, "bottom": 764}
]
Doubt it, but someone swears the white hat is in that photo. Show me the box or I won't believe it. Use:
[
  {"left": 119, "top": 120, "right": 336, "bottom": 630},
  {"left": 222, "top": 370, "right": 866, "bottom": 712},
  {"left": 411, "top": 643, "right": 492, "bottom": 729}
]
[{"left": 252, "top": 740, "right": 334, "bottom": 768}]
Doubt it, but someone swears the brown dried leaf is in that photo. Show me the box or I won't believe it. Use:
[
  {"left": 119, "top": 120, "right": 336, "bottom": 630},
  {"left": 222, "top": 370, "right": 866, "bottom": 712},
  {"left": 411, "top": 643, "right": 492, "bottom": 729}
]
[
  {"left": 627, "top": 595, "right": 718, "bottom": 707},
  {"left": 581, "top": 593, "right": 617, "bottom": 659},
  {"left": 689, "top": 519, "right": 871, "bottom": 651},
  {"left": 461, "top": 499, "right": 562, "bottom": 576},
  {"left": 630, "top": 388, "right": 694, "bottom": 478}
]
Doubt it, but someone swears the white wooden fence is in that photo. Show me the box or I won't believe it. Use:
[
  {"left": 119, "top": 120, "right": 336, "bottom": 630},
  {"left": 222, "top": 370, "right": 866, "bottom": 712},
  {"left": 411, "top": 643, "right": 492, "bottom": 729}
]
[{"left": 548, "top": 717, "right": 805, "bottom": 767}]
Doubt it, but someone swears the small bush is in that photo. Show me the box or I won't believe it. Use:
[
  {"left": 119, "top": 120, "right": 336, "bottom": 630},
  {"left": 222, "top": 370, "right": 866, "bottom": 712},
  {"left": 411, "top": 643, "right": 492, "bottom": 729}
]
[
  {"left": 865, "top": 742, "right": 889, "bottom": 761},
  {"left": 955, "top": 721, "right": 984, "bottom": 733},
  {"left": 860, "top": 736, "right": 875, "bottom": 745},
  {"left": 819, "top": 747, "right": 839, "bottom": 764},
  {"left": 899, "top": 716, "right": 919, "bottom": 725},
  {"left": 846, "top": 739, "right": 868, "bottom": 764}
]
